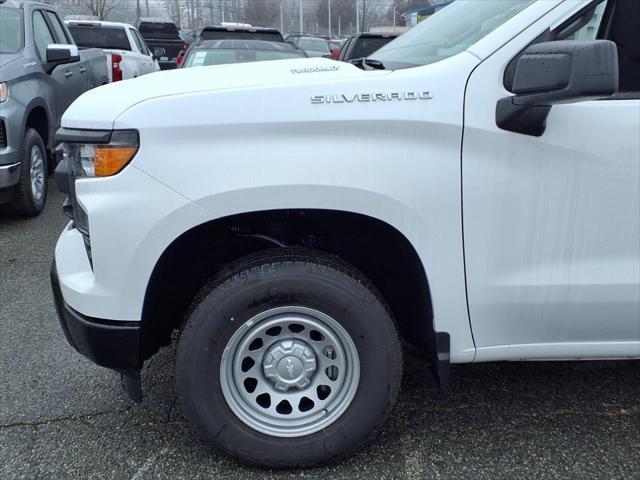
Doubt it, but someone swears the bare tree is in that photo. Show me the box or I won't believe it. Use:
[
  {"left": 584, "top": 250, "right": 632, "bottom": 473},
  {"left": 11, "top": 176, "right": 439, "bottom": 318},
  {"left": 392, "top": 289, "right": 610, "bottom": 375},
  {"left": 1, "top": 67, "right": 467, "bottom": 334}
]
[
  {"left": 80, "top": 0, "right": 122, "bottom": 20},
  {"left": 395, "top": 0, "right": 434, "bottom": 12},
  {"left": 317, "top": 0, "right": 356, "bottom": 34},
  {"left": 242, "top": 0, "right": 280, "bottom": 27}
]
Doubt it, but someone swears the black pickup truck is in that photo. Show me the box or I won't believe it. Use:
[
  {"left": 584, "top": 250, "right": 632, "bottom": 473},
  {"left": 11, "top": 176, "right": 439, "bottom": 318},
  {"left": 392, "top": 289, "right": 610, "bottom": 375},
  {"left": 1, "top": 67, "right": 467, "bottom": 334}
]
[
  {"left": 0, "top": 0, "right": 108, "bottom": 216},
  {"left": 135, "top": 18, "right": 184, "bottom": 70}
]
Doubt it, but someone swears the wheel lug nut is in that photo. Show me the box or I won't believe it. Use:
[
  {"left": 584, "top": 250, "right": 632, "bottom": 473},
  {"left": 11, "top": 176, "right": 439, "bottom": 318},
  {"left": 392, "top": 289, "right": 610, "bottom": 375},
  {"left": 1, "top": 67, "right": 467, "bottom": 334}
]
[{"left": 323, "top": 346, "right": 336, "bottom": 359}]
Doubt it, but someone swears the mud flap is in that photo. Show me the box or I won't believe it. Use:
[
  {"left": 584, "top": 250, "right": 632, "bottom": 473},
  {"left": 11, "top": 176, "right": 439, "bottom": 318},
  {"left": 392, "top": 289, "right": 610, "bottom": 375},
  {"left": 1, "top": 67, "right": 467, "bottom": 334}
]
[
  {"left": 120, "top": 370, "right": 142, "bottom": 403},
  {"left": 430, "top": 331, "right": 450, "bottom": 400}
]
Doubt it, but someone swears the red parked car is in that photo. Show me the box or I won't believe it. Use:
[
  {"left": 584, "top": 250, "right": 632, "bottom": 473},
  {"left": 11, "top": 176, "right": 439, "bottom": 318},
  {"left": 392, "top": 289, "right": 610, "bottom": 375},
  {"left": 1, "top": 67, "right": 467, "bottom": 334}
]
[{"left": 328, "top": 39, "right": 342, "bottom": 59}]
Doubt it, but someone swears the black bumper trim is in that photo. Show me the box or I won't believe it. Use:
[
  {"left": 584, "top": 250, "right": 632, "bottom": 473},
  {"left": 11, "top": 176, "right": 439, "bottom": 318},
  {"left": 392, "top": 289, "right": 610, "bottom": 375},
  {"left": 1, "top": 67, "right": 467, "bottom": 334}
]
[{"left": 51, "top": 261, "right": 142, "bottom": 372}]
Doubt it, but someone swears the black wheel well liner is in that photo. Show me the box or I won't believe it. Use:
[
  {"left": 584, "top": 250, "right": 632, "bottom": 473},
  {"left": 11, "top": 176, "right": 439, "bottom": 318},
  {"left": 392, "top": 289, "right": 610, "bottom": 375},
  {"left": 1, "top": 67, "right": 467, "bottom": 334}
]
[
  {"left": 24, "top": 105, "right": 49, "bottom": 149},
  {"left": 140, "top": 209, "right": 435, "bottom": 361}
]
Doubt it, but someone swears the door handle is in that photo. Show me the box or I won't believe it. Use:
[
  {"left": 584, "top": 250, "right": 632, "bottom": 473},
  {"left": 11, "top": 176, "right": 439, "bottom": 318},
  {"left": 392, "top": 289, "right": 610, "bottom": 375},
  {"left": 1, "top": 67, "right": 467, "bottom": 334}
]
[
  {"left": 79, "top": 67, "right": 87, "bottom": 73},
  {"left": 64, "top": 71, "right": 73, "bottom": 78}
]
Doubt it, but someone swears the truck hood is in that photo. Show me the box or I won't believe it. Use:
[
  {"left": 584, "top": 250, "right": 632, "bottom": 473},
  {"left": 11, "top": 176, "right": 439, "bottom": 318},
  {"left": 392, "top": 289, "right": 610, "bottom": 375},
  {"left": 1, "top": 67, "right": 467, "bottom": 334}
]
[
  {"left": 62, "top": 57, "right": 390, "bottom": 130},
  {"left": 0, "top": 52, "right": 22, "bottom": 69}
]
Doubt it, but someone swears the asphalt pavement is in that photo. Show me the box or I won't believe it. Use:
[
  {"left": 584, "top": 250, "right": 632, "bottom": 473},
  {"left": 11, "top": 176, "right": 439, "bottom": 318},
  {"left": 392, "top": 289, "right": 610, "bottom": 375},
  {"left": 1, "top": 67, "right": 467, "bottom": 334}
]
[{"left": 1, "top": 183, "right": 638, "bottom": 479}]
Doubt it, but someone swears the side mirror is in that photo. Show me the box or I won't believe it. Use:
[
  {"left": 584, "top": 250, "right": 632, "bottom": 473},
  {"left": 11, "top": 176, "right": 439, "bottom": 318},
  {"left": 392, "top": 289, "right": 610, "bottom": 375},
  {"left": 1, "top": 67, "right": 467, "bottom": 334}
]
[
  {"left": 497, "top": 40, "right": 618, "bottom": 136},
  {"left": 153, "top": 47, "right": 166, "bottom": 59},
  {"left": 46, "top": 44, "right": 80, "bottom": 71}
]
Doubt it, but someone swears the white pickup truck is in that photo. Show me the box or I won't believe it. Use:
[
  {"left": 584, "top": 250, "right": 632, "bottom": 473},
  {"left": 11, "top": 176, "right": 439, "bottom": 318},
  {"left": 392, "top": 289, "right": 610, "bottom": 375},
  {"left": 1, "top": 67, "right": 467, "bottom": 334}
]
[
  {"left": 65, "top": 20, "right": 159, "bottom": 81},
  {"left": 52, "top": 0, "right": 639, "bottom": 468}
]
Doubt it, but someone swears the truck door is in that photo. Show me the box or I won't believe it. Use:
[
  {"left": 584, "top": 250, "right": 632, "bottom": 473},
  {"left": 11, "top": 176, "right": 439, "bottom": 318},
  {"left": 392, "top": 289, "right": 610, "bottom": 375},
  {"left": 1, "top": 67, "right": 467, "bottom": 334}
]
[
  {"left": 462, "top": 0, "right": 640, "bottom": 359},
  {"left": 33, "top": 9, "right": 82, "bottom": 123},
  {"left": 45, "top": 10, "right": 90, "bottom": 91}
]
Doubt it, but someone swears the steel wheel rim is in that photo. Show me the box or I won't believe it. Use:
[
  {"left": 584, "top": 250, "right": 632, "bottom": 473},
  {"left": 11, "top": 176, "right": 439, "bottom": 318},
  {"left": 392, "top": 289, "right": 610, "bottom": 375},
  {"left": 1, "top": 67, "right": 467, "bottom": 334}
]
[
  {"left": 220, "top": 306, "right": 360, "bottom": 438},
  {"left": 29, "top": 145, "right": 45, "bottom": 201}
]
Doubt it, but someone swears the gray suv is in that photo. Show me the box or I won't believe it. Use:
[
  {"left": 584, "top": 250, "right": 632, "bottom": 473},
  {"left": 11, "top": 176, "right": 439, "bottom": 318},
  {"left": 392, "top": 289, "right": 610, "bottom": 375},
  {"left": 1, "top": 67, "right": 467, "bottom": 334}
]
[{"left": 0, "top": 0, "right": 108, "bottom": 216}]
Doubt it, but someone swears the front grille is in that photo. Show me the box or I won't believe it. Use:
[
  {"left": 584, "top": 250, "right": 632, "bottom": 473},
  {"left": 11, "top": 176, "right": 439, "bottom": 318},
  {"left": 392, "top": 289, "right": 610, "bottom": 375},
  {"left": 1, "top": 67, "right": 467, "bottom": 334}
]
[
  {"left": 60, "top": 153, "right": 93, "bottom": 268},
  {"left": 0, "top": 120, "right": 6, "bottom": 149}
]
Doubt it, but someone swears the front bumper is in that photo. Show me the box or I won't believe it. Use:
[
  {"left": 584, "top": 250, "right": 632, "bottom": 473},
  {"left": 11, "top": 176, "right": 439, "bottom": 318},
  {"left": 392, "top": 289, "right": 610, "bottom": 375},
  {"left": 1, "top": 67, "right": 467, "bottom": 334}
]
[
  {"left": 51, "top": 260, "right": 142, "bottom": 372},
  {"left": 0, "top": 161, "right": 20, "bottom": 189},
  {"left": 158, "top": 60, "right": 177, "bottom": 70},
  {"left": 0, "top": 97, "right": 25, "bottom": 170},
  {"left": 0, "top": 97, "right": 24, "bottom": 194}
]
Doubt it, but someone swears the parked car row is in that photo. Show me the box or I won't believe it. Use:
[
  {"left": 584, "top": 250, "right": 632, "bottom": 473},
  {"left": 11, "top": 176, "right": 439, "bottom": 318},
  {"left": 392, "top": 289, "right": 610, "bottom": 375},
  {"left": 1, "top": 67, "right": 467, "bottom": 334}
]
[
  {"left": 0, "top": 0, "right": 401, "bottom": 217},
  {"left": 176, "top": 25, "right": 288, "bottom": 67},
  {"left": 176, "top": 25, "right": 399, "bottom": 67},
  {"left": 181, "top": 40, "right": 306, "bottom": 69}
]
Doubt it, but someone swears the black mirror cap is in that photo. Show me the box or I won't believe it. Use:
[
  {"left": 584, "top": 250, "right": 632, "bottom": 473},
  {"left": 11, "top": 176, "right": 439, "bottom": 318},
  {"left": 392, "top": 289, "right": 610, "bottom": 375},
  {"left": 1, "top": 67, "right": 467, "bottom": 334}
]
[
  {"left": 46, "top": 44, "right": 80, "bottom": 64},
  {"left": 512, "top": 40, "right": 619, "bottom": 106}
]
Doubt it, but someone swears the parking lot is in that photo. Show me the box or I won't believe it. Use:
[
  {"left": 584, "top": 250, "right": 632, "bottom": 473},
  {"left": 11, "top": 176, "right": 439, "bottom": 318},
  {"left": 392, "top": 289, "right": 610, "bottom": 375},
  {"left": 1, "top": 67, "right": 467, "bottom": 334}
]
[{"left": 0, "top": 183, "right": 636, "bottom": 479}]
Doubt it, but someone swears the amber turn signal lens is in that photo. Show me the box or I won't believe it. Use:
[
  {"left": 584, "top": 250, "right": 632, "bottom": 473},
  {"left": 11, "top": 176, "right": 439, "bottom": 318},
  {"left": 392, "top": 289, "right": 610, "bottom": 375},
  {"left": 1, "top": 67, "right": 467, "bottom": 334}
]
[{"left": 94, "top": 146, "right": 137, "bottom": 177}]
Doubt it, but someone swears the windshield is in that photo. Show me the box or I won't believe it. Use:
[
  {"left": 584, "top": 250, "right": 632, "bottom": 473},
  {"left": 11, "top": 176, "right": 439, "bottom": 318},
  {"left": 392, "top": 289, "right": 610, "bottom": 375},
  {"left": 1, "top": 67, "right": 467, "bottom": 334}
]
[
  {"left": 298, "top": 38, "right": 330, "bottom": 53},
  {"left": 184, "top": 49, "right": 304, "bottom": 67},
  {"left": 0, "top": 7, "right": 23, "bottom": 54},
  {"left": 371, "top": 0, "right": 536, "bottom": 68},
  {"left": 68, "top": 26, "right": 132, "bottom": 51}
]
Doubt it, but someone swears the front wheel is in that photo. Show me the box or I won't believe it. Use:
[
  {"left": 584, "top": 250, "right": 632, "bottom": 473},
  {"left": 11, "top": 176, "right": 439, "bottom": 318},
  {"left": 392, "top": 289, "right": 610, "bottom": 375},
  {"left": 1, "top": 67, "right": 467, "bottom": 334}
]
[
  {"left": 176, "top": 249, "right": 402, "bottom": 467},
  {"left": 3, "top": 128, "right": 47, "bottom": 217}
]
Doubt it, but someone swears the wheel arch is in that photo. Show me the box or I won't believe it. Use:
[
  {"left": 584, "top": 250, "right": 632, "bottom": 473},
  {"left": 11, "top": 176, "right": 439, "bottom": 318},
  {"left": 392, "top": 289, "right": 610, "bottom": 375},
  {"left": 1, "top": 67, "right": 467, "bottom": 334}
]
[
  {"left": 22, "top": 100, "right": 50, "bottom": 149},
  {"left": 140, "top": 208, "right": 435, "bottom": 362}
]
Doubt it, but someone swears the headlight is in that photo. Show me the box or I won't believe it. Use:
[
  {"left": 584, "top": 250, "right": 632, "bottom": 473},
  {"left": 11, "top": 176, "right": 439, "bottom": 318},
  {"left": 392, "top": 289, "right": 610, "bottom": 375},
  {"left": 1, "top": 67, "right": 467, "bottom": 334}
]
[
  {"left": 63, "top": 130, "right": 139, "bottom": 178},
  {"left": 0, "top": 82, "right": 8, "bottom": 103}
]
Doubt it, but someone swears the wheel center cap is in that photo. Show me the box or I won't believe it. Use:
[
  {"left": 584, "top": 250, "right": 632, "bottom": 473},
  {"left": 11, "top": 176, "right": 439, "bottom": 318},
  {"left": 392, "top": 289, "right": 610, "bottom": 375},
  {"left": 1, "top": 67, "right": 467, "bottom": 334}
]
[
  {"left": 263, "top": 339, "right": 317, "bottom": 391},
  {"left": 277, "top": 356, "right": 304, "bottom": 380}
]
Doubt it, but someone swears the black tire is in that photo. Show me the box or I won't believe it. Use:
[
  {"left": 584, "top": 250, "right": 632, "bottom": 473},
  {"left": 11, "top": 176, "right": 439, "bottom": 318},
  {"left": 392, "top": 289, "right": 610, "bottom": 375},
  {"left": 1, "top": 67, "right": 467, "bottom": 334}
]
[
  {"left": 176, "top": 249, "right": 402, "bottom": 468},
  {"left": 3, "top": 128, "right": 47, "bottom": 217}
]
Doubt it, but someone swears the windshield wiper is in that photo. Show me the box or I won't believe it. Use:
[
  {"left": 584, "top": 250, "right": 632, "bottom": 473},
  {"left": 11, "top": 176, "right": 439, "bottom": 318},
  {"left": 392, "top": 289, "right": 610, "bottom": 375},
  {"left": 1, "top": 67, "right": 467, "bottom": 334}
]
[{"left": 350, "top": 57, "right": 386, "bottom": 70}]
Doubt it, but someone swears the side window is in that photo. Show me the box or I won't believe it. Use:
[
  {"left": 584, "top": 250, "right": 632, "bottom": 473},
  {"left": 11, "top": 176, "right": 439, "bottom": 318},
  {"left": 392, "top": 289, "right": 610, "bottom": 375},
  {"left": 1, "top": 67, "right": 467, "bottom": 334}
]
[
  {"left": 506, "top": 0, "right": 639, "bottom": 94},
  {"left": 133, "top": 30, "right": 150, "bottom": 55},
  {"left": 32, "top": 10, "right": 55, "bottom": 61},
  {"left": 43, "top": 10, "right": 70, "bottom": 44},
  {"left": 130, "top": 29, "right": 143, "bottom": 52},
  {"left": 555, "top": 0, "right": 640, "bottom": 93},
  {"left": 338, "top": 38, "right": 351, "bottom": 60},
  {"left": 557, "top": 1, "right": 608, "bottom": 41}
]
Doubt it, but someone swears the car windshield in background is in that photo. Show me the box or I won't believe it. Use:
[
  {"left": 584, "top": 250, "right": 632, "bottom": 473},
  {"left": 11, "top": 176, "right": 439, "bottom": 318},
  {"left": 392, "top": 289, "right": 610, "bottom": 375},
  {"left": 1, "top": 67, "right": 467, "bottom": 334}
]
[
  {"left": 0, "top": 7, "right": 22, "bottom": 54},
  {"left": 67, "top": 26, "right": 131, "bottom": 51},
  {"left": 298, "top": 38, "right": 329, "bottom": 53},
  {"left": 184, "top": 49, "right": 304, "bottom": 67},
  {"left": 138, "top": 22, "right": 178, "bottom": 35},
  {"left": 371, "top": 0, "right": 535, "bottom": 68},
  {"left": 200, "top": 30, "right": 284, "bottom": 42}
]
